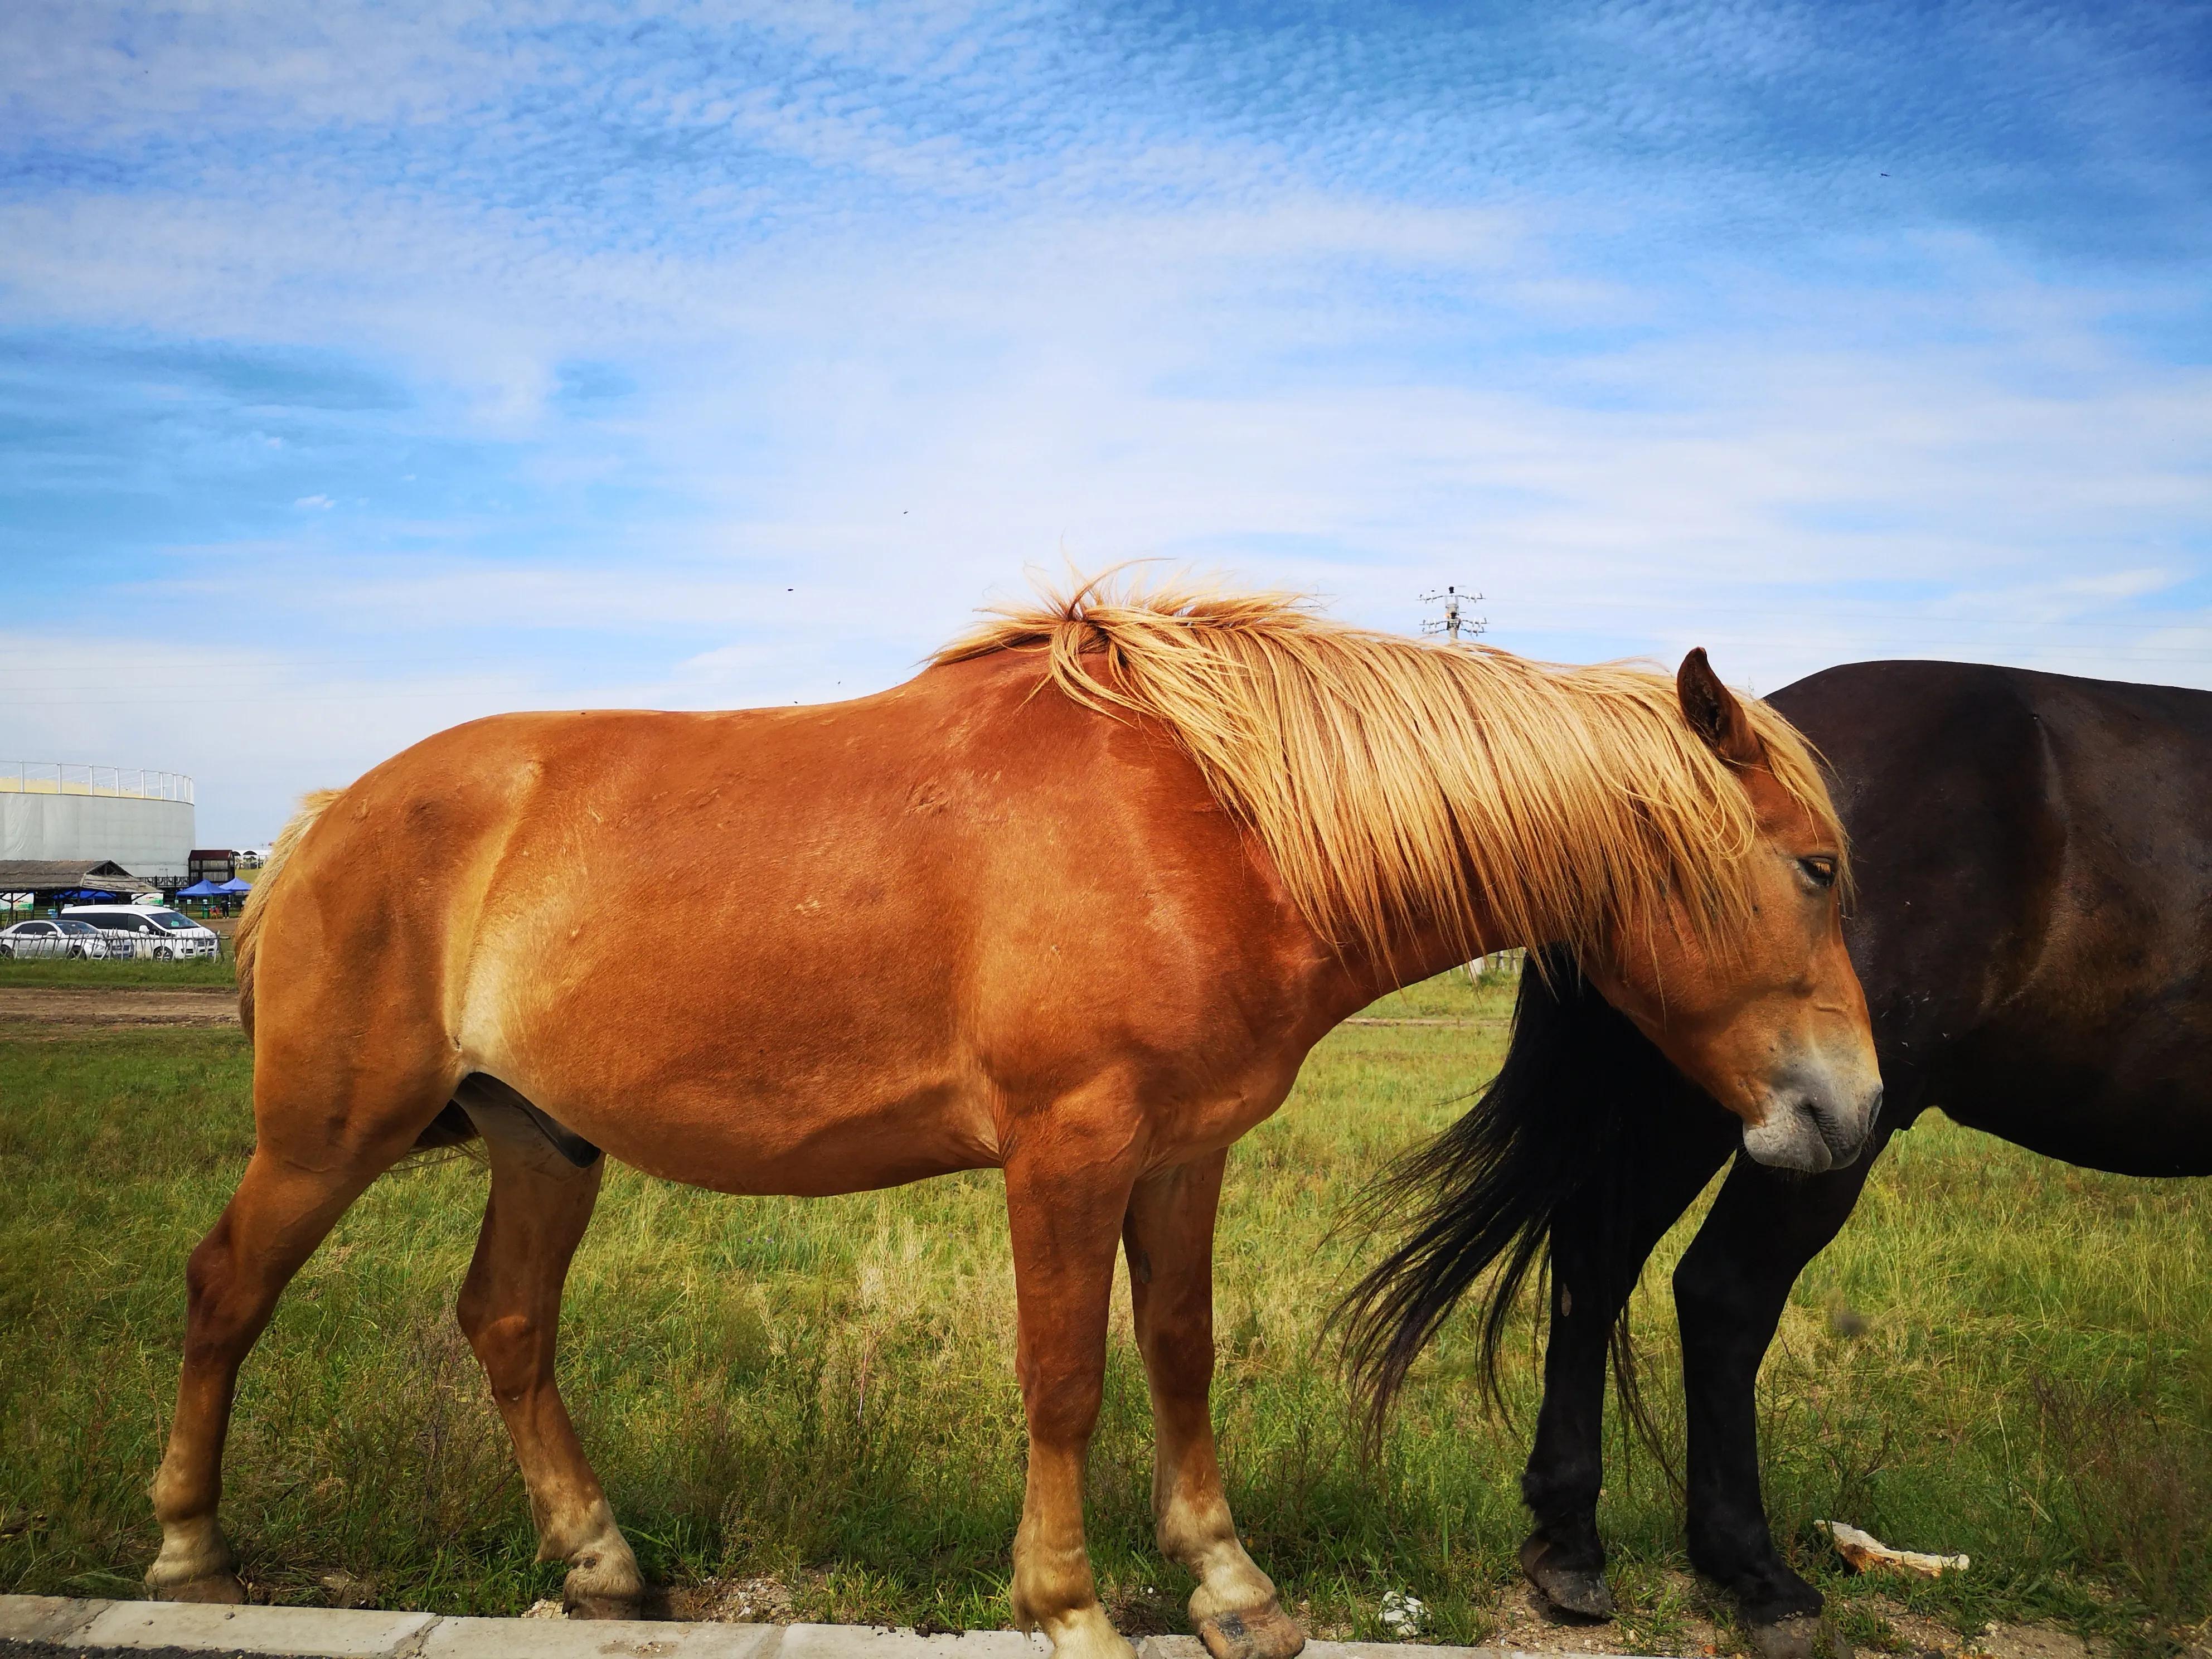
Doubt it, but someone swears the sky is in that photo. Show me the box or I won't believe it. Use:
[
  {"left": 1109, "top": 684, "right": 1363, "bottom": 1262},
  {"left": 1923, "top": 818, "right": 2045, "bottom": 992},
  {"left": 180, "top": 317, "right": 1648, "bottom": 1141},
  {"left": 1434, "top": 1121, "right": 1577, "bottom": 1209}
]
[{"left": 3, "top": 0, "right": 2209, "bottom": 845}]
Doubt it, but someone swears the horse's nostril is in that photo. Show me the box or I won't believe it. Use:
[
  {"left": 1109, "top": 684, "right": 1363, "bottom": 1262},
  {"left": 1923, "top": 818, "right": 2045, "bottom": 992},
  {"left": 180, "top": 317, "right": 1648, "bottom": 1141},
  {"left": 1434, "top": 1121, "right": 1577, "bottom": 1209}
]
[{"left": 1802, "top": 1097, "right": 1854, "bottom": 1158}]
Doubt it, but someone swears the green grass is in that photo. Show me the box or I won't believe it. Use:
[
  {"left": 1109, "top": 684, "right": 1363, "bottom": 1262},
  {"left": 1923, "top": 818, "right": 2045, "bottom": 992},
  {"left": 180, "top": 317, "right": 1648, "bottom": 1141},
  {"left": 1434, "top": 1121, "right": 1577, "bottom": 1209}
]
[
  {"left": 0, "top": 955, "right": 235, "bottom": 987},
  {"left": 1, "top": 979, "right": 2206, "bottom": 1650}
]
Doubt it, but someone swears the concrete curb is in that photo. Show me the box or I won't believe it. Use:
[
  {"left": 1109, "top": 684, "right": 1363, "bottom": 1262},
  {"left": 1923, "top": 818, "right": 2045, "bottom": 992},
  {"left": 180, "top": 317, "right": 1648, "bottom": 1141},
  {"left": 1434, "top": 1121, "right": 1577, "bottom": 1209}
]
[{"left": 1, "top": 1597, "right": 1615, "bottom": 1659}]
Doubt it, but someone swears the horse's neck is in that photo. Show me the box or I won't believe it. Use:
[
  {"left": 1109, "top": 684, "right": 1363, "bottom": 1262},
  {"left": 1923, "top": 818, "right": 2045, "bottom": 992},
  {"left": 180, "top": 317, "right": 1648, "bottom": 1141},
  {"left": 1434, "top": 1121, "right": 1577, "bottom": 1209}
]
[{"left": 1314, "top": 909, "right": 1517, "bottom": 1023}]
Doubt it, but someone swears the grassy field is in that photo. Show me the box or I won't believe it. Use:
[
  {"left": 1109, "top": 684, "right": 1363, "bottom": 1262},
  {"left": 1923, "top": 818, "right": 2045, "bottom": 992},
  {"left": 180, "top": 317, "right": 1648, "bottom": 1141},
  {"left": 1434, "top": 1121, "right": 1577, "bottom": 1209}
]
[
  {"left": 0, "top": 955, "right": 235, "bottom": 988},
  {"left": 2, "top": 972, "right": 2207, "bottom": 1652}
]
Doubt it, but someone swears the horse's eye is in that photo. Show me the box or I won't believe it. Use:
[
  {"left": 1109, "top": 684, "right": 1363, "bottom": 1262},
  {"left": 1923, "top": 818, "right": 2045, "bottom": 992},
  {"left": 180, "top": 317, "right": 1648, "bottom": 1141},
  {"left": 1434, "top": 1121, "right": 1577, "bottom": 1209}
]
[{"left": 1798, "top": 856, "right": 1837, "bottom": 890}]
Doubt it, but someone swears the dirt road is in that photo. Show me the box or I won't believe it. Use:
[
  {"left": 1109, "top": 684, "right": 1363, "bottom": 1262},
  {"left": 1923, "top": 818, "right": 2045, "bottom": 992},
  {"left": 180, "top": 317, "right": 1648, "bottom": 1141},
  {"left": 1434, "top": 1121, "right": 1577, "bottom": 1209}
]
[{"left": 0, "top": 986, "right": 240, "bottom": 1030}]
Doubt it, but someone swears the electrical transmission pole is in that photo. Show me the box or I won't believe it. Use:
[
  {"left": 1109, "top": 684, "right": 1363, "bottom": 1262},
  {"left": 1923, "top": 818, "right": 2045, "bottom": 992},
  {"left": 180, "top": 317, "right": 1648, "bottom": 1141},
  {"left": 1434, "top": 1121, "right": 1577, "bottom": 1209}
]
[
  {"left": 1420, "top": 584, "right": 1498, "bottom": 982},
  {"left": 1419, "top": 585, "right": 1486, "bottom": 643}
]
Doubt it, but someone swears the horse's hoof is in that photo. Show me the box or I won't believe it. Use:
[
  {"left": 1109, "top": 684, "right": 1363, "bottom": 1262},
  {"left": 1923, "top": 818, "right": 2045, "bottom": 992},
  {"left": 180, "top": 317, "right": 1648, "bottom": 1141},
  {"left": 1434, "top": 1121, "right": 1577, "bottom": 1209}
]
[
  {"left": 565, "top": 1593, "right": 648, "bottom": 1621},
  {"left": 1197, "top": 1601, "right": 1307, "bottom": 1659},
  {"left": 561, "top": 1545, "right": 651, "bottom": 1621},
  {"left": 1520, "top": 1535, "right": 1614, "bottom": 1621},
  {"left": 153, "top": 1570, "right": 250, "bottom": 1605},
  {"left": 1748, "top": 1614, "right": 1851, "bottom": 1659},
  {"left": 1031, "top": 1605, "right": 1137, "bottom": 1659},
  {"left": 564, "top": 1589, "right": 650, "bottom": 1621}
]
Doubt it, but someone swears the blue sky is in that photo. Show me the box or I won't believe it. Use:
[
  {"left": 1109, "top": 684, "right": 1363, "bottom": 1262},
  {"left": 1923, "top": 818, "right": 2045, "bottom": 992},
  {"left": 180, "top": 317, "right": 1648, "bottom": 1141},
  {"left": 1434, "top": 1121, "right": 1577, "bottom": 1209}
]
[{"left": 4, "top": 0, "right": 2209, "bottom": 843}]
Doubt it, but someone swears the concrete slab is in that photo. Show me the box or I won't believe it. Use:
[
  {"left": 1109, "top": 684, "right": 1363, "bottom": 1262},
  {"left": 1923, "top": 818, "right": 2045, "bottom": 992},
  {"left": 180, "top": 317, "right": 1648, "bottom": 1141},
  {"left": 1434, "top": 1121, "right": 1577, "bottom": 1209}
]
[
  {"left": 72, "top": 1599, "right": 439, "bottom": 1656},
  {"left": 1137, "top": 1642, "right": 1505, "bottom": 1659},
  {"left": 0, "top": 1595, "right": 112, "bottom": 1644},
  {"left": 0, "top": 1595, "right": 1633, "bottom": 1659},
  {"left": 417, "top": 1614, "right": 780, "bottom": 1659},
  {"left": 778, "top": 1626, "right": 1049, "bottom": 1659}
]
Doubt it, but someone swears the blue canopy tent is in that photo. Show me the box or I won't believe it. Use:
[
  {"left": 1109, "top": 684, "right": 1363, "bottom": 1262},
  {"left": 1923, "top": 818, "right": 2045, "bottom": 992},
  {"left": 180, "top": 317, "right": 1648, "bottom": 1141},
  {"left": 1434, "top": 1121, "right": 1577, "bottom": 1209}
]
[
  {"left": 177, "top": 880, "right": 225, "bottom": 898},
  {"left": 215, "top": 878, "right": 253, "bottom": 895}
]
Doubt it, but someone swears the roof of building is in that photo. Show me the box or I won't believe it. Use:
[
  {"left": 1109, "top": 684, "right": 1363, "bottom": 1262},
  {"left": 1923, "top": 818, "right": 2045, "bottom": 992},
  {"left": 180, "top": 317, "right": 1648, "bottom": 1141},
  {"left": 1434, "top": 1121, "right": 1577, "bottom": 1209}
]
[{"left": 0, "top": 859, "right": 163, "bottom": 894}]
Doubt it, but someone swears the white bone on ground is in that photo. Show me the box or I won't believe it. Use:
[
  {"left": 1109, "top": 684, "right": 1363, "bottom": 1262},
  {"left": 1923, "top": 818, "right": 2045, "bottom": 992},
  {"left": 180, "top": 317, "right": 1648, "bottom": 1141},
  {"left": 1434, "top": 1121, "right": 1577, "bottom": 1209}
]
[{"left": 1817, "top": 1519, "right": 1970, "bottom": 1577}]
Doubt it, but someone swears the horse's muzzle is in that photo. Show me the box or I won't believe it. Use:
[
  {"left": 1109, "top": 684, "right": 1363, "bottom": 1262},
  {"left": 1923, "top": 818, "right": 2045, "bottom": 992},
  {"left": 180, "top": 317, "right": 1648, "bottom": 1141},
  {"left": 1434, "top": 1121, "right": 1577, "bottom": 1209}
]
[{"left": 1740, "top": 1069, "right": 1882, "bottom": 1173}]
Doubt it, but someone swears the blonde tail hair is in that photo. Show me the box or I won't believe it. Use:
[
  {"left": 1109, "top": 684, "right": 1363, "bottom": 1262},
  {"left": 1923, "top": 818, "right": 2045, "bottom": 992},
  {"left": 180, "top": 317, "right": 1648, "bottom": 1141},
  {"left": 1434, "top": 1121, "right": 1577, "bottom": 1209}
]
[{"left": 235, "top": 788, "right": 345, "bottom": 1040}]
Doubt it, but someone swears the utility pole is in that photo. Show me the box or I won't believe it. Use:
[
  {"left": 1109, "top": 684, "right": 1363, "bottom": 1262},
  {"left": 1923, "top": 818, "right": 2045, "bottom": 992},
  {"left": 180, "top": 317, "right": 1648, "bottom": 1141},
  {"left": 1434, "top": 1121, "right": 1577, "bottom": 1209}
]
[
  {"left": 1420, "top": 585, "right": 1494, "bottom": 983},
  {"left": 1419, "top": 585, "right": 1486, "bottom": 643}
]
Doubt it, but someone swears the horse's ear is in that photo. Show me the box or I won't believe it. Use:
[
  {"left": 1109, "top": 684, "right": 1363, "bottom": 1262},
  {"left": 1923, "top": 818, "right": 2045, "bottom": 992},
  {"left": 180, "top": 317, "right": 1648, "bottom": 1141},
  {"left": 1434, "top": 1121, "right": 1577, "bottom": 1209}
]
[{"left": 1676, "top": 648, "right": 1762, "bottom": 767}]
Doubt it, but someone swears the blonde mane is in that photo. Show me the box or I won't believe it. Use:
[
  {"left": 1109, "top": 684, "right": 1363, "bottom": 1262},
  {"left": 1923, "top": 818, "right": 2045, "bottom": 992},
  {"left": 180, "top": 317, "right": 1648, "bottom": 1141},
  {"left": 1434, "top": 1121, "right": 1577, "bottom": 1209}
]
[{"left": 935, "top": 573, "right": 1846, "bottom": 967}]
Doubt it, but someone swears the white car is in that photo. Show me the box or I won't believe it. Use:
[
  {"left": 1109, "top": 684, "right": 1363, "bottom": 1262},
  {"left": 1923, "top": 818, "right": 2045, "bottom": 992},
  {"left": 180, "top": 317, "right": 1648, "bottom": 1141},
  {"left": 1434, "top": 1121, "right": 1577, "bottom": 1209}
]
[
  {"left": 63, "top": 905, "right": 222, "bottom": 959},
  {"left": 0, "top": 918, "right": 122, "bottom": 959}
]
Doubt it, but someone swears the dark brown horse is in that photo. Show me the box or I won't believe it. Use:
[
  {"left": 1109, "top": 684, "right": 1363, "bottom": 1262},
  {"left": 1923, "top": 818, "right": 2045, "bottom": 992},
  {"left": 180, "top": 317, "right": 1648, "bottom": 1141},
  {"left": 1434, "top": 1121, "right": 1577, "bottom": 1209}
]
[
  {"left": 1342, "top": 659, "right": 2212, "bottom": 1659},
  {"left": 148, "top": 580, "right": 1877, "bottom": 1659}
]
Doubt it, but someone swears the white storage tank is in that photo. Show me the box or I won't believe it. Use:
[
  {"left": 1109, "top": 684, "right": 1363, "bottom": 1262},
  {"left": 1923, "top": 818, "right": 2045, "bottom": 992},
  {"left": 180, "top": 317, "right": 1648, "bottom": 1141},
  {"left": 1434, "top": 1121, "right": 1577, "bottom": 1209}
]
[{"left": 0, "top": 763, "right": 196, "bottom": 883}]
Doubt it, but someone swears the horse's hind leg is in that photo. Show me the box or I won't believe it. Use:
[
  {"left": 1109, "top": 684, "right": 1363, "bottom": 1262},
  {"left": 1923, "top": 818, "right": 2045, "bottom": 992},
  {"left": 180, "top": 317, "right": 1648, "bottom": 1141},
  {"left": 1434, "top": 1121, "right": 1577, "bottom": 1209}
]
[
  {"left": 148, "top": 1123, "right": 425, "bottom": 1599},
  {"left": 455, "top": 1107, "right": 644, "bottom": 1619},
  {"left": 1124, "top": 1154, "right": 1303, "bottom": 1659}
]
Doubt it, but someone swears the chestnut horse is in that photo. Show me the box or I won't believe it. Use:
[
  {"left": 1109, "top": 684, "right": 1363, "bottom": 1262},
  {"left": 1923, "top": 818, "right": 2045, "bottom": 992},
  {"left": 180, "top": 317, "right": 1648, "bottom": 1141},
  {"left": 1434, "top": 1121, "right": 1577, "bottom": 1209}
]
[{"left": 147, "top": 580, "right": 1876, "bottom": 1659}]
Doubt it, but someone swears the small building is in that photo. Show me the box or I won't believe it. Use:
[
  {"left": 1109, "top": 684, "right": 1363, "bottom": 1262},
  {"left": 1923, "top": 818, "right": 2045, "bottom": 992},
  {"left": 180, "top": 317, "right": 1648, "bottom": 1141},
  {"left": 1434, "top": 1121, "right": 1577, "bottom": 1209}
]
[
  {"left": 0, "top": 859, "right": 164, "bottom": 909},
  {"left": 187, "top": 849, "right": 237, "bottom": 885}
]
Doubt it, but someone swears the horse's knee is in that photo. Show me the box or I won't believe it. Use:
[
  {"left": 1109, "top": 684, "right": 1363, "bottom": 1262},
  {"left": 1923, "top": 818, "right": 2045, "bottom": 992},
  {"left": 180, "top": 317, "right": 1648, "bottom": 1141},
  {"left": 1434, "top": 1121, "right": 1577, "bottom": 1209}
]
[
  {"left": 1671, "top": 1245, "right": 1728, "bottom": 1313},
  {"left": 183, "top": 1222, "right": 232, "bottom": 1306},
  {"left": 1138, "top": 1316, "right": 1215, "bottom": 1396},
  {"left": 177, "top": 1221, "right": 255, "bottom": 1365},
  {"left": 1020, "top": 1359, "right": 1105, "bottom": 1444},
  {"left": 453, "top": 1253, "right": 498, "bottom": 1344},
  {"left": 1672, "top": 1248, "right": 1756, "bottom": 1344},
  {"left": 459, "top": 1306, "right": 543, "bottom": 1399},
  {"left": 470, "top": 1311, "right": 541, "bottom": 1387},
  {"left": 454, "top": 1274, "right": 487, "bottom": 1345}
]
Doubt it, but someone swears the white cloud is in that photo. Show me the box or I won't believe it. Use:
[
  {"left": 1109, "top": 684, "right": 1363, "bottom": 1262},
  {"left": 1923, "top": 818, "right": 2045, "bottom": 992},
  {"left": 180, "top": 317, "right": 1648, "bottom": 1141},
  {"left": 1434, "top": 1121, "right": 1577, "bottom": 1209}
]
[
  {"left": 3, "top": 0, "right": 2208, "bottom": 847},
  {"left": 0, "top": 632, "right": 546, "bottom": 843}
]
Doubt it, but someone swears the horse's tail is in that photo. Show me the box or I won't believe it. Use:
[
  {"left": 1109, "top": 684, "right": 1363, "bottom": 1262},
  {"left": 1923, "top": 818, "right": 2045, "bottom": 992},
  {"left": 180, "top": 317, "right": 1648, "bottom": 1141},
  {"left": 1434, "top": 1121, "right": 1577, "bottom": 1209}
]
[
  {"left": 236, "top": 788, "right": 346, "bottom": 1041},
  {"left": 1333, "top": 949, "right": 1670, "bottom": 1447}
]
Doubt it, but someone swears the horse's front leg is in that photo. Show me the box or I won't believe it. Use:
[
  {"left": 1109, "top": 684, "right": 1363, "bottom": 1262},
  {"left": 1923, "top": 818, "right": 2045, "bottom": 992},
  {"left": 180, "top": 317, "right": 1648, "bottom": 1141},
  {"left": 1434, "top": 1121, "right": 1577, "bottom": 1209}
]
[
  {"left": 1679, "top": 1132, "right": 1893, "bottom": 1659},
  {"left": 1522, "top": 1113, "right": 1734, "bottom": 1621},
  {"left": 1003, "top": 1122, "right": 1143, "bottom": 1659},
  {"left": 1124, "top": 1154, "right": 1303, "bottom": 1659}
]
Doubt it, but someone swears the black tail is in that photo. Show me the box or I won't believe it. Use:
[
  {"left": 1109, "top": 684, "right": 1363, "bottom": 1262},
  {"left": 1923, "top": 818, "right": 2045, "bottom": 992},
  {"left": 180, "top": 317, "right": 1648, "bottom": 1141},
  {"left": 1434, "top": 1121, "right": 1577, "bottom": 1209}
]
[{"left": 1333, "top": 948, "right": 1685, "bottom": 1447}]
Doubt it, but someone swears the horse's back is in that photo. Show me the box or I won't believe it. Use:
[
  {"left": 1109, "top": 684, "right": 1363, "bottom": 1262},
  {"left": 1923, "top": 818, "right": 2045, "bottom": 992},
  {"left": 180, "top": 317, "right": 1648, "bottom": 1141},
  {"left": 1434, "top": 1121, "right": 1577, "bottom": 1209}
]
[
  {"left": 1774, "top": 661, "right": 2212, "bottom": 1173},
  {"left": 248, "top": 653, "right": 1330, "bottom": 1193}
]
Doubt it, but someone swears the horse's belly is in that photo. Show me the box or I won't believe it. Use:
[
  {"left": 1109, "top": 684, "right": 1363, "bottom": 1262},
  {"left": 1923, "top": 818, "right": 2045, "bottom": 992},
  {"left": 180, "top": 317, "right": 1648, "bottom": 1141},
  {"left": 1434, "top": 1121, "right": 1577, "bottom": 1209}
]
[{"left": 531, "top": 1074, "right": 1002, "bottom": 1197}]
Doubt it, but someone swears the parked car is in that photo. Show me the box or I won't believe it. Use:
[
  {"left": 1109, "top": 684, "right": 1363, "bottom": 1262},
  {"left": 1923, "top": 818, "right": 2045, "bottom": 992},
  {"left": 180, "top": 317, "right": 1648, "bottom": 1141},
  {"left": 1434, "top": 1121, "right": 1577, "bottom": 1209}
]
[
  {"left": 62, "top": 905, "right": 221, "bottom": 959},
  {"left": 0, "top": 918, "right": 120, "bottom": 959}
]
